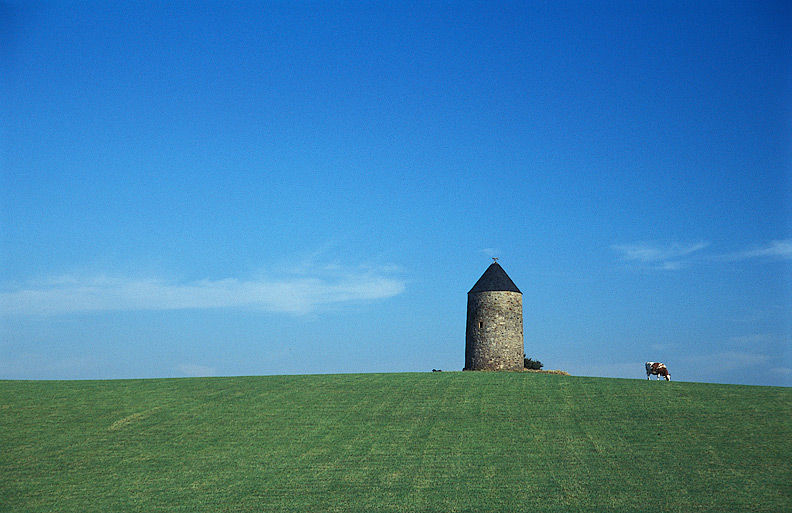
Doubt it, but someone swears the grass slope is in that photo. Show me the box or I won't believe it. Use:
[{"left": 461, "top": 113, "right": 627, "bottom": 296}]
[{"left": 1, "top": 372, "right": 790, "bottom": 512}]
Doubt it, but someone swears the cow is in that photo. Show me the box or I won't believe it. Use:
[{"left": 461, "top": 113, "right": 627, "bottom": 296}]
[{"left": 646, "top": 362, "right": 670, "bottom": 381}]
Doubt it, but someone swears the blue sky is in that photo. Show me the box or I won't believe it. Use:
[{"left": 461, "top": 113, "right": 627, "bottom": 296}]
[{"left": 1, "top": 1, "right": 790, "bottom": 386}]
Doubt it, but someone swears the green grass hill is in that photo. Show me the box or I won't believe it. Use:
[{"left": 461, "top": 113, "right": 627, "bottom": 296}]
[{"left": 1, "top": 372, "right": 790, "bottom": 512}]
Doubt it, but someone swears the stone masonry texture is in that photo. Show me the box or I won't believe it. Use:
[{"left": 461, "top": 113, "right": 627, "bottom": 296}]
[{"left": 465, "top": 290, "right": 524, "bottom": 371}]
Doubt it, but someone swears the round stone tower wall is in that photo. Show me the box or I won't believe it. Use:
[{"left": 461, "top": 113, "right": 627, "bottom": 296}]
[{"left": 465, "top": 290, "right": 523, "bottom": 371}]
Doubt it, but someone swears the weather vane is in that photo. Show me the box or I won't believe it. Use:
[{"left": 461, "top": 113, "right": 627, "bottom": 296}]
[{"left": 492, "top": 257, "right": 499, "bottom": 263}]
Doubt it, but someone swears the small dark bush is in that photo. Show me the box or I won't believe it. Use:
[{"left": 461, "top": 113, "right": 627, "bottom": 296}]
[{"left": 524, "top": 358, "right": 543, "bottom": 370}]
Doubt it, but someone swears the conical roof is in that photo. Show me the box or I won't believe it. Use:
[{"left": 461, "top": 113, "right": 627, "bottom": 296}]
[{"left": 468, "top": 262, "right": 521, "bottom": 294}]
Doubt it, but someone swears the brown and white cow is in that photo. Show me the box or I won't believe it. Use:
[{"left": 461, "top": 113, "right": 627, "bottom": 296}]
[{"left": 646, "top": 362, "right": 670, "bottom": 381}]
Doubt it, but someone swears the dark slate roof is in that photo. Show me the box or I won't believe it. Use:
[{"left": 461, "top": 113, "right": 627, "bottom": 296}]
[{"left": 468, "top": 262, "right": 522, "bottom": 294}]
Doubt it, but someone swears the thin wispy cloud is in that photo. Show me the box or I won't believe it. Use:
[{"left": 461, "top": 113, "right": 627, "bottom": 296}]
[
  {"left": 718, "top": 240, "right": 792, "bottom": 261},
  {"left": 613, "top": 240, "right": 792, "bottom": 270},
  {"left": 686, "top": 351, "right": 770, "bottom": 373},
  {"left": 611, "top": 242, "right": 709, "bottom": 263},
  {"left": 611, "top": 242, "right": 709, "bottom": 270},
  {"left": 729, "top": 333, "right": 773, "bottom": 346},
  {"left": 0, "top": 265, "right": 406, "bottom": 316},
  {"left": 175, "top": 364, "right": 217, "bottom": 377}
]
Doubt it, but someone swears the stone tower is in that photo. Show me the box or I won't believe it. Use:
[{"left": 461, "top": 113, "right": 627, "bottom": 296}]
[{"left": 464, "top": 261, "right": 524, "bottom": 371}]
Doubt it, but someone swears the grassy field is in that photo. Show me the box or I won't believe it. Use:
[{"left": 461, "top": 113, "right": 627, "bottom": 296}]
[{"left": 1, "top": 372, "right": 790, "bottom": 512}]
